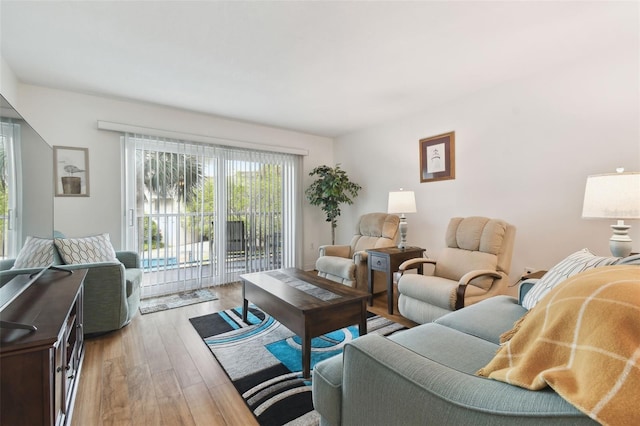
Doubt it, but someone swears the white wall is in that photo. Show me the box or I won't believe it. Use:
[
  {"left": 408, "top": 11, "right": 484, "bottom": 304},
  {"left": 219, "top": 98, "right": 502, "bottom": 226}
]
[
  {"left": 0, "top": 56, "right": 19, "bottom": 106},
  {"left": 13, "top": 85, "right": 334, "bottom": 269},
  {"left": 334, "top": 44, "right": 640, "bottom": 295}
]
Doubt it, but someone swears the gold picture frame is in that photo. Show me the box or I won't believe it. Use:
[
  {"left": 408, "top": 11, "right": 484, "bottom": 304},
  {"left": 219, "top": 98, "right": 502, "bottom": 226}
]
[
  {"left": 54, "top": 146, "right": 90, "bottom": 196},
  {"left": 419, "top": 131, "right": 455, "bottom": 183}
]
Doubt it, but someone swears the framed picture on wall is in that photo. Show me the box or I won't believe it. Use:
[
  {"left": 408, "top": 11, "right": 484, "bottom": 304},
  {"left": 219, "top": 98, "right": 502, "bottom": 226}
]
[
  {"left": 419, "top": 131, "right": 455, "bottom": 183},
  {"left": 54, "top": 146, "right": 90, "bottom": 196}
]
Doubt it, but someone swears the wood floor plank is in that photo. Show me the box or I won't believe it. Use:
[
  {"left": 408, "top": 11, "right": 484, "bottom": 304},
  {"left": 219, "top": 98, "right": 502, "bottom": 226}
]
[
  {"left": 101, "top": 356, "right": 132, "bottom": 425},
  {"left": 119, "top": 313, "right": 148, "bottom": 369},
  {"left": 71, "top": 338, "right": 104, "bottom": 426},
  {"left": 155, "top": 316, "right": 203, "bottom": 390},
  {"left": 100, "top": 328, "right": 125, "bottom": 361},
  {"left": 208, "top": 382, "right": 259, "bottom": 426},
  {"left": 127, "top": 364, "right": 164, "bottom": 426},
  {"left": 183, "top": 382, "right": 227, "bottom": 426},
  {"left": 152, "top": 369, "right": 196, "bottom": 425},
  {"left": 137, "top": 313, "right": 173, "bottom": 374}
]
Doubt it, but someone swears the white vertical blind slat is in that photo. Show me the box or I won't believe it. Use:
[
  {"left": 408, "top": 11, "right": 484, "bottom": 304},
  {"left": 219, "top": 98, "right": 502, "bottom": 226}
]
[{"left": 124, "top": 133, "right": 299, "bottom": 298}]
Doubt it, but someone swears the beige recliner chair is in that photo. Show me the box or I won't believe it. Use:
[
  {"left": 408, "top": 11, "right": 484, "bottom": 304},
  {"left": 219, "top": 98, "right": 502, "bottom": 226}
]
[
  {"left": 397, "top": 216, "right": 516, "bottom": 324},
  {"left": 316, "top": 213, "right": 399, "bottom": 293}
]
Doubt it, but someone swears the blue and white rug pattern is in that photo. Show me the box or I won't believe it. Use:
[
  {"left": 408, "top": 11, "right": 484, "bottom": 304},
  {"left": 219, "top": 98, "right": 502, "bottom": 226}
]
[{"left": 189, "top": 305, "right": 405, "bottom": 426}]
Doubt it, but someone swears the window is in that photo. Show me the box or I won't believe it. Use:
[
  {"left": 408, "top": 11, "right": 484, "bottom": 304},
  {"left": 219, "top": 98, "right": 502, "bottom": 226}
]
[{"left": 123, "top": 134, "right": 301, "bottom": 298}]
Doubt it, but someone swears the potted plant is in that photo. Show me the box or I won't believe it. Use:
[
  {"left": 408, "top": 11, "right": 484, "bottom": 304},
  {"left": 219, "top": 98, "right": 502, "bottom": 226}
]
[{"left": 305, "top": 164, "right": 361, "bottom": 244}]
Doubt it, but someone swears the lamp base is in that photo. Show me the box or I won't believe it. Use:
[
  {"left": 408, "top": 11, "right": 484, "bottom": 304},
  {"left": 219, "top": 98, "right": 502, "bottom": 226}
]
[
  {"left": 609, "top": 221, "right": 632, "bottom": 258},
  {"left": 398, "top": 215, "right": 408, "bottom": 250}
]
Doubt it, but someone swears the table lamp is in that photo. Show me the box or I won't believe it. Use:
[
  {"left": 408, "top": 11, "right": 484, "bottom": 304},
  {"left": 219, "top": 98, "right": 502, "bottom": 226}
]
[
  {"left": 388, "top": 189, "right": 417, "bottom": 249},
  {"left": 582, "top": 169, "right": 640, "bottom": 257}
]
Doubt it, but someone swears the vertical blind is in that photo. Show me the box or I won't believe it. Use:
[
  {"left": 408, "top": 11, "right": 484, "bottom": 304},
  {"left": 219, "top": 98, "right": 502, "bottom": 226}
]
[{"left": 123, "top": 133, "right": 301, "bottom": 298}]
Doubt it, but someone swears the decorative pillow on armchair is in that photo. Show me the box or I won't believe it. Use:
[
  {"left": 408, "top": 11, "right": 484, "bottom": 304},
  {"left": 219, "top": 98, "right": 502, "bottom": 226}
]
[
  {"left": 11, "top": 236, "right": 54, "bottom": 269},
  {"left": 54, "top": 233, "right": 117, "bottom": 264},
  {"left": 521, "top": 248, "right": 618, "bottom": 310}
]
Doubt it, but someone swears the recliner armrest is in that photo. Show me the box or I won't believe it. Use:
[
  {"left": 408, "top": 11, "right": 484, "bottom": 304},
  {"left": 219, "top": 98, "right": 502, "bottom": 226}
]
[
  {"left": 353, "top": 250, "right": 368, "bottom": 264},
  {"left": 319, "top": 244, "right": 351, "bottom": 258},
  {"left": 459, "top": 270, "right": 502, "bottom": 286},
  {"left": 455, "top": 270, "right": 504, "bottom": 310},
  {"left": 399, "top": 257, "right": 435, "bottom": 272}
]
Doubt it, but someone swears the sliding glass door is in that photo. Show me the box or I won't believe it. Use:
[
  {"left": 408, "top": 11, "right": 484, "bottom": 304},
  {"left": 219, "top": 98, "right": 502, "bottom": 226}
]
[{"left": 123, "top": 134, "right": 300, "bottom": 298}]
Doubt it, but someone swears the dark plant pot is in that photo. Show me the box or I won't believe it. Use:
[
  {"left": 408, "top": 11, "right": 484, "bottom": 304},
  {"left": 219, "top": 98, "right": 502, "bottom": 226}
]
[{"left": 61, "top": 176, "right": 81, "bottom": 194}]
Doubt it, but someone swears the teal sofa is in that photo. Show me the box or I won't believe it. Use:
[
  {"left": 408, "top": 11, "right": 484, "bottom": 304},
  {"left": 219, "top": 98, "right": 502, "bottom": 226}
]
[
  {"left": 0, "top": 247, "right": 142, "bottom": 335},
  {"left": 312, "top": 281, "right": 596, "bottom": 425}
]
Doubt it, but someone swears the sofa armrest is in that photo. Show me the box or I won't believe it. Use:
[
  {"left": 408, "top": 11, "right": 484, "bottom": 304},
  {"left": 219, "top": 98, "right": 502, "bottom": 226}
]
[
  {"left": 0, "top": 258, "right": 16, "bottom": 271},
  {"left": 116, "top": 251, "right": 141, "bottom": 269},
  {"left": 62, "top": 262, "right": 130, "bottom": 334},
  {"left": 319, "top": 245, "right": 351, "bottom": 258},
  {"left": 518, "top": 278, "right": 540, "bottom": 304}
]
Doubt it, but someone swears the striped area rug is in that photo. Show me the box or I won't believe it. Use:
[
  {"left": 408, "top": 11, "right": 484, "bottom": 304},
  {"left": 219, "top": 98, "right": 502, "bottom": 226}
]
[
  {"left": 139, "top": 288, "right": 218, "bottom": 314},
  {"left": 189, "top": 306, "right": 405, "bottom": 426}
]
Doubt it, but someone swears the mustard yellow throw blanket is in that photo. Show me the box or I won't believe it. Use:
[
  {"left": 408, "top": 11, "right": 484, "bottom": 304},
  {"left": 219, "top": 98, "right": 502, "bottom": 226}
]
[{"left": 478, "top": 265, "right": 640, "bottom": 426}]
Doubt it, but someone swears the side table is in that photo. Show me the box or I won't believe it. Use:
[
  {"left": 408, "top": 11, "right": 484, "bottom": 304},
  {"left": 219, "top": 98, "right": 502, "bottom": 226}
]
[{"left": 367, "top": 246, "right": 425, "bottom": 314}]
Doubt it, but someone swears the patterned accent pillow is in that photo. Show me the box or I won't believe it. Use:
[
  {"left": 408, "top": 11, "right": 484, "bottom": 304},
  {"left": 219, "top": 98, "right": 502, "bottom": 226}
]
[
  {"left": 11, "top": 236, "right": 54, "bottom": 269},
  {"left": 616, "top": 254, "right": 640, "bottom": 265},
  {"left": 54, "top": 233, "right": 117, "bottom": 265},
  {"left": 522, "top": 248, "right": 618, "bottom": 310}
]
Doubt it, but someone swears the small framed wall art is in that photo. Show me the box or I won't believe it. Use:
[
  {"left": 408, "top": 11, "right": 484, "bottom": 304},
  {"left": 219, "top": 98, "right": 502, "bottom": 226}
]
[
  {"left": 54, "top": 146, "right": 90, "bottom": 196},
  {"left": 419, "top": 131, "right": 455, "bottom": 183}
]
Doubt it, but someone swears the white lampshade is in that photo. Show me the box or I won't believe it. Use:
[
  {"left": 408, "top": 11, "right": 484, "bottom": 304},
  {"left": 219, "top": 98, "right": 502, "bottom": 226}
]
[
  {"left": 582, "top": 170, "right": 640, "bottom": 257},
  {"left": 388, "top": 190, "right": 417, "bottom": 214},
  {"left": 582, "top": 172, "right": 640, "bottom": 219}
]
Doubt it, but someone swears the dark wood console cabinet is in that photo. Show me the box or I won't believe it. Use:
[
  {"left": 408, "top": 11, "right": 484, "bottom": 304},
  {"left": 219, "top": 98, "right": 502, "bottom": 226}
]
[{"left": 1, "top": 268, "right": 87, "bottom": 426}]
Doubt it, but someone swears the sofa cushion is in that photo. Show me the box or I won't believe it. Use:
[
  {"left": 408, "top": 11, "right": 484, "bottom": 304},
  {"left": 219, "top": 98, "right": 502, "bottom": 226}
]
[
  {"left": 12, "top": 236, "right": 54, "bottom": 269},
  {"left": 521, "top": 248, "right": 618, "bottom": 309},
  {"left": 435, "top": 295, "right": 527, "bottom": 345},
  {"left": 54, "top": 233, "right": 117, "bottom": 264},
  {"left": 389, "top": 323, "right": 500, "bottom": 373}
]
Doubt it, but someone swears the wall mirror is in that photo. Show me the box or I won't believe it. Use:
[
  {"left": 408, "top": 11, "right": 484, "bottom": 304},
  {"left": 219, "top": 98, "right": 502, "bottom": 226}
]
[{"left": 0, "top": 94, "right": 54, "bottom": 267}]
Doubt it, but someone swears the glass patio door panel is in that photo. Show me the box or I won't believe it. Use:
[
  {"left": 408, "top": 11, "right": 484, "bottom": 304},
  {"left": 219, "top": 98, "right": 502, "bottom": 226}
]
[
  {"left": 0, "top": 122, "right": 20, "bottom": 259},
  {"left": 123, "top": 134, "right": 298, "bottom": 298}
]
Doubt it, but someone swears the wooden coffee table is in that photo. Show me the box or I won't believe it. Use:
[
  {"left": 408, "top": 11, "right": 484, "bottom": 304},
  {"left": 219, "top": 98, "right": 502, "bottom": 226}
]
[{"left": 240, "top": 268, "right": 369, "bottom": 378}]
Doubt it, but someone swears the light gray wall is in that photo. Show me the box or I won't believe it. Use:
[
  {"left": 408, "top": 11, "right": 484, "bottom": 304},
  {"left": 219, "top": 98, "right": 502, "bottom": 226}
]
[
  {"left": 13, "top": 85, "right": 334, "bottom": 270},
  {"left": 333, "top": 43, "right": 640, "bottom": 295}
]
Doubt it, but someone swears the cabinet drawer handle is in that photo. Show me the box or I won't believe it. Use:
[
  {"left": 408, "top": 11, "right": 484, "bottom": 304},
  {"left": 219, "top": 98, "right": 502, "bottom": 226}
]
[
  {"left": 56, "top": 366, "right": 63, "bottom": 373},
  {"left": 67, "top": 374, "right": 75, "bottom": 380},
  {"left": 376, "top": 260, "right": 382, "bottom": 266}
]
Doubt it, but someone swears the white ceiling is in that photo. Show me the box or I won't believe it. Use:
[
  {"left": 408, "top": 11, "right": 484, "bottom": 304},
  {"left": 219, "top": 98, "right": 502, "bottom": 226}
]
[{"left": 0, "top": 1, "right": 636, "bottom": 137}]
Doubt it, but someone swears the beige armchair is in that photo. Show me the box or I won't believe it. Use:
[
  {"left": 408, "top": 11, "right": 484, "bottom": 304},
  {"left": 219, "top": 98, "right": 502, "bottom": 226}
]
[
  {"left": 316, "top": 213, "right": 399, "bottom": 293},
  {"left": 397, "top": 216, "right": 516, "bottom": 324}
]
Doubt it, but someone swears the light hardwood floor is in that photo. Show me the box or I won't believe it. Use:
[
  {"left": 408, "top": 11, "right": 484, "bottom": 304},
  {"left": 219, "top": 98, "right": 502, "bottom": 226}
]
[{"left": 71, "top": 281, "right": 414, "bottom": 426}]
